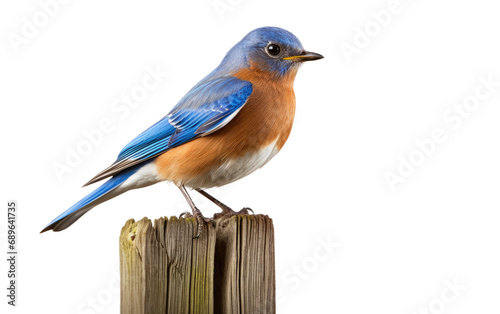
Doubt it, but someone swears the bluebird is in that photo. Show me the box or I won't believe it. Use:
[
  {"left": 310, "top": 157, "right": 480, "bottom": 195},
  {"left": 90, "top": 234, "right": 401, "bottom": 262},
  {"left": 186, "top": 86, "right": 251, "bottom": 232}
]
[{"left": 41, "top": 27, "right": 323, "bottom": 237}]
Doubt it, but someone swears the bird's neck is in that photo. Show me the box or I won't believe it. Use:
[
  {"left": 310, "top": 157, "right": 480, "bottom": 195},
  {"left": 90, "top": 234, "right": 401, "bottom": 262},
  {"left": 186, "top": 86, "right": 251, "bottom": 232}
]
[{"left": 232, "top": 62, "right": 299, "bottom": 88}]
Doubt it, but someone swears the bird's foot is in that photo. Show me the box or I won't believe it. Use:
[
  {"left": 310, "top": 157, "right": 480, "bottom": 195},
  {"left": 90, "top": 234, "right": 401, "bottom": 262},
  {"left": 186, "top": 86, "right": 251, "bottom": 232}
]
[
  {"left": 214, "top": 206, "right": 254, "bottom": 219},
  {"left": 179, "top": 208, "right": 216, "bottom": 238}
]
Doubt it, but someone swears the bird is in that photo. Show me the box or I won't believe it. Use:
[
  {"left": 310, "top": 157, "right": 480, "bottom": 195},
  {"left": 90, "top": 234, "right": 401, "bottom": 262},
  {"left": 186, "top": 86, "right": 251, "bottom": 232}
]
[{"left": 41, "top": 26, "right": 323, "bottom": 237}]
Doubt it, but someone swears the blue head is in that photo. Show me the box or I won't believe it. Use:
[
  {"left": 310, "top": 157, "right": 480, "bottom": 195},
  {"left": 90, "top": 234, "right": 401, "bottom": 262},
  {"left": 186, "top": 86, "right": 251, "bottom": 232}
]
[{"left": 216, "top": 27, "right": 323, "bottom": 78}]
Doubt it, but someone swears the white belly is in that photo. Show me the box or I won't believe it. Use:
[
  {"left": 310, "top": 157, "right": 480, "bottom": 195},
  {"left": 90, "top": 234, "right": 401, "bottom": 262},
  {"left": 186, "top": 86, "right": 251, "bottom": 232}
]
[{"left": 185, "top": 138, "right": 280, "bottom": 189}]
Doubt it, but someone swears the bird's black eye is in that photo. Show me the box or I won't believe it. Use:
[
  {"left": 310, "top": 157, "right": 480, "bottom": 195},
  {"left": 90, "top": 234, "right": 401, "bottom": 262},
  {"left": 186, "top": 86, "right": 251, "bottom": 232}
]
[{"left": 266, "top": 44, "right": 281, "bottom": 56}]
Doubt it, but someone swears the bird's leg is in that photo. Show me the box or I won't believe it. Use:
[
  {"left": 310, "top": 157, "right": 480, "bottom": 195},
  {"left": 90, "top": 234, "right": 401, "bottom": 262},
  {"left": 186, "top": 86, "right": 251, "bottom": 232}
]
[
  {"left": 195, "top": 188, "right": 253, "bottom": 218},
  {"left": 178, "top": 185, "right": 215, "bottom": 238}
]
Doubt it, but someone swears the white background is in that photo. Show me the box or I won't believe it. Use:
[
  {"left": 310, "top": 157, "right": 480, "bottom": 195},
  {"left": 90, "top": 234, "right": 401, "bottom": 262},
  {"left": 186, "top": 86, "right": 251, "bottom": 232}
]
[{"left": 1, "top": 0, "right": 500, "bottom": 313}]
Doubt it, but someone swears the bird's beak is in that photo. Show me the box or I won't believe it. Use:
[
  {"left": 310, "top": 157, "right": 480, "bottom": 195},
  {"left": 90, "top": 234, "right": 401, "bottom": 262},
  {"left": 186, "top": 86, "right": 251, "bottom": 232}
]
[{"left": 283, "top": 50, "right": 324, "bottom": 62}]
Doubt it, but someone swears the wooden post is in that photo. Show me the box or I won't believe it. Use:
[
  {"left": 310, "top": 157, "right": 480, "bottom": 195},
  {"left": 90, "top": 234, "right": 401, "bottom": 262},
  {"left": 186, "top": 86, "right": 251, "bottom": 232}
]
[
  {"left": 214, "top": 215, "right": 275, "bottom": 313},
  {"left": 119, "top": 214, "right": 275, "bottom": 314}
]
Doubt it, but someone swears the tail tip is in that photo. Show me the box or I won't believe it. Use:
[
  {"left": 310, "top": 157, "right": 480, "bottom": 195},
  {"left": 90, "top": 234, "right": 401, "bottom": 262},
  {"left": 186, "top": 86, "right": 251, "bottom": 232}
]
[
  {"left": 40, "top": 223, "right": 58, "bottom": 233},
  {"left": 40, "top": 226, "right": 52, "bottom": 233}
]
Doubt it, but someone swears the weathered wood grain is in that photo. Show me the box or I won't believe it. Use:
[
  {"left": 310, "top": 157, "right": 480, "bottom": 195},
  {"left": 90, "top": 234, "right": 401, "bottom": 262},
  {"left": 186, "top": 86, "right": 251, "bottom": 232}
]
[
  {"left": 214, "top": 215, "right": 275, "bottom": 314},
  {"left": 120, "top": 216, "right": 215, "bottom": 314},
  {"left": 119, "top": 214, "right": 275, "bottom": 314}
]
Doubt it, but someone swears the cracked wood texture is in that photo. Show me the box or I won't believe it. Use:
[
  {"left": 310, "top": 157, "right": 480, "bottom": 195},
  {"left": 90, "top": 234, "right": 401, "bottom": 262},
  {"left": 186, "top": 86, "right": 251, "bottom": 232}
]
[{"left": 119, "top": 214, "right": 275, "bottom": 314}]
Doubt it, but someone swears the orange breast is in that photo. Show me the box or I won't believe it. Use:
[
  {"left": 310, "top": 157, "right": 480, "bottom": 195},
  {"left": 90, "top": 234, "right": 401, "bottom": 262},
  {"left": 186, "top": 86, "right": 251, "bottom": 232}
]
[{"left": 155, "top": 66, "right": 298, "bottom": 187}]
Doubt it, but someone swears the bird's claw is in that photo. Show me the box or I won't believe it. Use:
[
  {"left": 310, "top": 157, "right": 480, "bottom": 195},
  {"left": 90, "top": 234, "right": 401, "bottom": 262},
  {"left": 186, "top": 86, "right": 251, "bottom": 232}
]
[
  {"left": 193, "top": 213, "right": 216, "bottom": 239},
  {"left": 214, "top": 207, "right": 254, "bottom": 219},
  {"left": 179, "top": 210, "right": 216, "bottom": 239},
  {"left": 179, "top": 210, "right": 215, "bottom": 238},
  {"left": 241, "top": 207, "right": 254, "bottom": 215}
]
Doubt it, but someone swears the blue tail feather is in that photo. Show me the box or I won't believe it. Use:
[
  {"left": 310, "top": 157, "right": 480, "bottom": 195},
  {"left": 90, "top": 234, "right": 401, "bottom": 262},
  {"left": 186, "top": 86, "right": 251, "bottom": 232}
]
[{"left": 41, "top": 166, "right": 140, "bottom": 232}]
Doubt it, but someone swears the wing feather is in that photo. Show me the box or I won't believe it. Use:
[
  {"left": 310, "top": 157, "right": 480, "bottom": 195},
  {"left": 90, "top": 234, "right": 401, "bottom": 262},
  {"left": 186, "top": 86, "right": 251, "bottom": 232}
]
[{"left": 83, "top": 77, "right": 252, "bottom": 186}]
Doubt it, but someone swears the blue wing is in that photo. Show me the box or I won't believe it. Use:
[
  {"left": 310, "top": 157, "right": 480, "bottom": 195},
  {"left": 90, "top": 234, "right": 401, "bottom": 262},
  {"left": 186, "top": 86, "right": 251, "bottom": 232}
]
[{"left": 84, "top": 76, "right": 253, "bottom": 186}]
